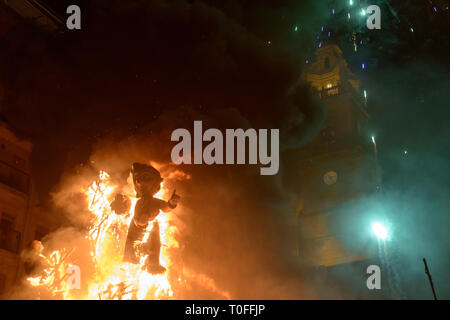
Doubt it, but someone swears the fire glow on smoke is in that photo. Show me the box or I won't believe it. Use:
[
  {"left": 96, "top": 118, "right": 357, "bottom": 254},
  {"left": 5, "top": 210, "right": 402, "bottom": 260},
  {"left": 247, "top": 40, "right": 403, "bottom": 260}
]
[{"left": 26, "top": 170, "right": 230, "bottom": 300}]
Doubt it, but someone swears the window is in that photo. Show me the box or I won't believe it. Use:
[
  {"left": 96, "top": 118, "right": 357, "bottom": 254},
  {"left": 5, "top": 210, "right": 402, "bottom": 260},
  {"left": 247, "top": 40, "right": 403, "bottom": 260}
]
[
  {"left": 0, "top": 160, "right": 29, "bottom": 193},
  {"left": 0, "top": 213, "right": 14, "bottom": 228},
  {"left": 322, "top": 82, "right": 339, "bottom": 97},
  {"left": 0, "top": 214, "right": 21, "bottom": 253},
  {"left": 324, "top": 57, "right": 330, "bottom": 69}
]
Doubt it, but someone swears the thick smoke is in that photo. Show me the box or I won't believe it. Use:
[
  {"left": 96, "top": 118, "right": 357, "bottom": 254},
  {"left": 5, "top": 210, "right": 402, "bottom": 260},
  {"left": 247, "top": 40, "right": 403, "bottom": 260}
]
[
  {"left": 365, "top": 61, "right": 450, "bottom": 299},
  {"left": 1, "top": 0, "right": 326, "bottom": 298}
]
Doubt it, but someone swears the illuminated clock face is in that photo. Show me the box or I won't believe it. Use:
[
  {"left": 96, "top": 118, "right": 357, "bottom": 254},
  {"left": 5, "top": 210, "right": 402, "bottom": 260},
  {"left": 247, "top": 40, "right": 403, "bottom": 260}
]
[{"left": 323, "top": 171, "right": 338, "bottom": 185}]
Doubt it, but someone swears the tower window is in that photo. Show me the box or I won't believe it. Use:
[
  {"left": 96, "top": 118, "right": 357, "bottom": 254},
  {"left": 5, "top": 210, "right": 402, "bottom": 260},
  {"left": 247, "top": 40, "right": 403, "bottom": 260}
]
[{"left": 324, "top": 57, "right": 330, "bottom": 69}]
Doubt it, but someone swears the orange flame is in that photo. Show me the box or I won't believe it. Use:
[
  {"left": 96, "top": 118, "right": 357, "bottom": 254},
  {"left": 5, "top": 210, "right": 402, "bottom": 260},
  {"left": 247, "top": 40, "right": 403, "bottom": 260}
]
[{"left": 26, "top": 169, "right": 229, "bottom": 300}]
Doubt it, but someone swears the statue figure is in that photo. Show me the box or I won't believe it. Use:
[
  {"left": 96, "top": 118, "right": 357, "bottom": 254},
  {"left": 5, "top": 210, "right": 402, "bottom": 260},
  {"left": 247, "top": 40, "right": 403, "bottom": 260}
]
[{"left": 112, "top": 163, "right": 180, "bottom": 274}]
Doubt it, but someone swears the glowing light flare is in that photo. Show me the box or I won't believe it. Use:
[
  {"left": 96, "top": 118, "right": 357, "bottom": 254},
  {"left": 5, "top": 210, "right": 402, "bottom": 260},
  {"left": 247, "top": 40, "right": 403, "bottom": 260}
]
[
  {"left": 371, "top": 222, "right": 388, "bottom": 240},
  {"left": 371, "top": 136, "right": 377, "bottom": 154}
]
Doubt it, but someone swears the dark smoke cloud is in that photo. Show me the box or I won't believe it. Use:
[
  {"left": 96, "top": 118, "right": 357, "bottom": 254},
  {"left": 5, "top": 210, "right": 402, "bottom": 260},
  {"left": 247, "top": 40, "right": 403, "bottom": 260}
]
[
  {"left": 0, "top": 0, "right": 325, "bottom": 298},
  {"left": 0, "top": 0, "right": 325, "bottom": 197}
]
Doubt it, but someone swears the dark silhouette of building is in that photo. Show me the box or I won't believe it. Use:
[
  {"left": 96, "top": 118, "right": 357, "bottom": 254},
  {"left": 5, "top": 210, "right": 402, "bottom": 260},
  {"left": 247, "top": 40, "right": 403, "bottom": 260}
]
[
  {"left": 0, "top": 1, "right": 62, "bottom": 297},
  {"left": 285, "top": 44, "right": 383, "bottom": 297}
]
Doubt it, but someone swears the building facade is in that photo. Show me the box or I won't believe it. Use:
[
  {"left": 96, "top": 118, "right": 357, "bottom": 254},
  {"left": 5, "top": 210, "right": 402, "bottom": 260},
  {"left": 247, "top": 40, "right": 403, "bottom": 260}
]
[
  {"left": 283, "top": 44, "right": 385, "bottom": 298},
  {"left": 0, "top": 120, "right": 61, "bottom": 297},
  {"left": 286, "top": 44, "right": 381, "bottom": 270},
  {"left": 0, "top": 120, "right": 33, "bottom": 296},
  {"left": 0, "top": 1, "right": 63, "bottom": 297}
]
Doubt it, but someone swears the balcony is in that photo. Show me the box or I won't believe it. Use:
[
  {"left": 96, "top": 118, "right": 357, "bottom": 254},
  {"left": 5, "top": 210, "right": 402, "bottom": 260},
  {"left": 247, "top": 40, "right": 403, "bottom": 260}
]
[
  {"left": 316, "top": 83, "right": 367, "bottom": 111},
  {"left": 318, "top": 85, "right": 341, "bottom": 99},
  {"left": 0, "top": 160, "right": 30, "bottom": 194}
]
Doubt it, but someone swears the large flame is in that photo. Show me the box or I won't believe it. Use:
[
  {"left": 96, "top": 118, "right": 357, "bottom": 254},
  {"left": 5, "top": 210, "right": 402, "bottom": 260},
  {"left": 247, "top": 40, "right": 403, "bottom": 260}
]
[
  {"left": 84, "top": 170, "right": 177, "bottom": 300},
  {"left": 26, "top": 169, "right": 230, "bottom": 300}
]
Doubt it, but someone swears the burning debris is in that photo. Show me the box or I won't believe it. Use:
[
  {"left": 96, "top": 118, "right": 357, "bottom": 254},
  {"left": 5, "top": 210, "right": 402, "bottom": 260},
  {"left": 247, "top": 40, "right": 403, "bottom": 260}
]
[
  {"left": 23, "top": 240, "right": 76, "bottom": 299},
  {"left": 22, "top": 163, "right": 228, "bottom": 300}
]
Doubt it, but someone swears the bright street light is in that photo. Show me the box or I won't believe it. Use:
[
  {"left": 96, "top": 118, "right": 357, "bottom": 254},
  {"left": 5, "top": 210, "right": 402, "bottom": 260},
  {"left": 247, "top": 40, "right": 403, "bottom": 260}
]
[{"left": 372, "top": 222, "right": 388, "bottom": 240}]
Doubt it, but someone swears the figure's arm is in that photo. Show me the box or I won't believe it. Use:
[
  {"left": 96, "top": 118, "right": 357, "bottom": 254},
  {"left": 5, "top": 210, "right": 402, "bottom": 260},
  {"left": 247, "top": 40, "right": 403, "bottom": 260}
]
[{"left": 158, "top": 190, "right": 180, "bottom": 213}]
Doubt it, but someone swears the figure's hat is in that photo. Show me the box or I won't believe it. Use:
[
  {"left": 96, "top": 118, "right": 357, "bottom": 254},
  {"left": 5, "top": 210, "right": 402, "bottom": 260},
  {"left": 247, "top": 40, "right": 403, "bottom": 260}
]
[{"left": 131, "top": 162, "right": 162, "bottom": 183}]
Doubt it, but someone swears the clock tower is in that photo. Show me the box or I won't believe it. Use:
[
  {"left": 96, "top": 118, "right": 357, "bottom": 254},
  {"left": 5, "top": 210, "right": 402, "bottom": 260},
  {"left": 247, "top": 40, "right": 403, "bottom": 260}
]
[{"left": 285, "top": 44, "right": 380, "bottom": 267}]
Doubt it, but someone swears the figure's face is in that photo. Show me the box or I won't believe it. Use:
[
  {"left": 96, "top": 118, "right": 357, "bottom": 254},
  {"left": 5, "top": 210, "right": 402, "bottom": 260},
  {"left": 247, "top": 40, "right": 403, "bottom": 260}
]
[
  {"left": 134, "top": 171, "right": 161, "bottom": 197},
  {"left": 31, "top": 240, "right": 43, "bottom": 254}
]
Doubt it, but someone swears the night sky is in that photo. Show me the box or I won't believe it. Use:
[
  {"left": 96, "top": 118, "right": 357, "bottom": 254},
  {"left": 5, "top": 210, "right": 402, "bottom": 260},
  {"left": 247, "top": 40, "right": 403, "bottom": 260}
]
[{"left": 0, "top": 0, "right": 449, "bottom": 299}]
